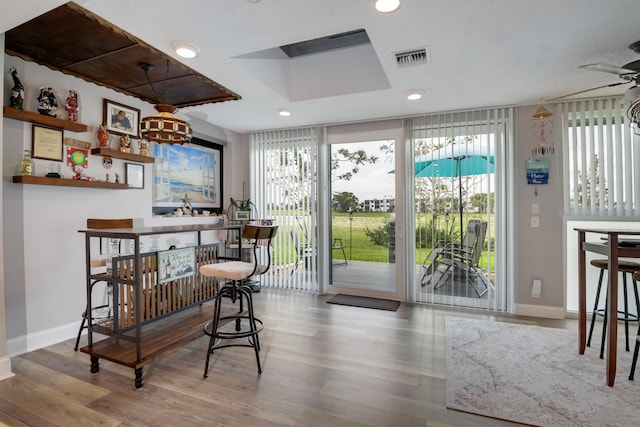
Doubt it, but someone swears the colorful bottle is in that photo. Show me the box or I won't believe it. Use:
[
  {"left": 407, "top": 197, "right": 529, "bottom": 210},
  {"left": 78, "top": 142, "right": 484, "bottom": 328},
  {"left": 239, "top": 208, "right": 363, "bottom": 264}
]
[{"left": 20, "top": 149, "right": 32, "bottom": 176}]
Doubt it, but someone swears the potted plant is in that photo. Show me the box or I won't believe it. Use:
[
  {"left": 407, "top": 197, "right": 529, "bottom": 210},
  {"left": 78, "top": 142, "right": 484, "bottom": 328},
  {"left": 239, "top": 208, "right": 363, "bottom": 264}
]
[{"left": 230, "top": 198, "right": 253, "bottom": 220}]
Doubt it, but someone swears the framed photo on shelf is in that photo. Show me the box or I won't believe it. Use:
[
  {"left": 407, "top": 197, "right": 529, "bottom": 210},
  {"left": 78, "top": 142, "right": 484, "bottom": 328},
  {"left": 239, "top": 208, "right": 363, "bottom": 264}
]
[
  {"left": 32, "top": 124, "right": 64, "bottom": 161},
  {"left": 103, "top": 99, "right": 139, "bottom": 137},
  {"left": 125, "top": 162, "right": 144, "bottom": 189}
]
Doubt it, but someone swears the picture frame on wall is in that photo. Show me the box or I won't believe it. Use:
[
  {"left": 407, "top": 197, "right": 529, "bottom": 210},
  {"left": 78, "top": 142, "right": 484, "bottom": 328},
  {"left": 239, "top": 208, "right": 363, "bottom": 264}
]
[
  {"left": 152, "top": 137, "right": 223, "bottom": 214},
  {"left": 125, "top": 162, "right": 144, "bottom": 189},
  {"left": 32, "top": 124, "right": 64, "bottom": 161},
  {"left": 103, "top": 99, "right": 140, "bottom": 137}
]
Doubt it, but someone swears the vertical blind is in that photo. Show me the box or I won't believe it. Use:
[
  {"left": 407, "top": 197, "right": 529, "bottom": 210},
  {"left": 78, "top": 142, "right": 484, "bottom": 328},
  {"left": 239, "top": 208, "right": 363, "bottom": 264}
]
[
  {"left": 562, "top": 97, "right": 640, "bottom": 217},
  {"left": 250, "top": 128, "right": 319, "bottom": 291},
  {"left": 407, "top": 108, "right": 510, "bottom": 312}
]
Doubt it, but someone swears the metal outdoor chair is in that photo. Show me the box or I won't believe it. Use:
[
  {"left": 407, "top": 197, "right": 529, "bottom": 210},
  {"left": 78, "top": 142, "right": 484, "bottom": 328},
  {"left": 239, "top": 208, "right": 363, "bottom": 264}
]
[{"left": 427, "top": 220, "right": 489, "bottom": 297}]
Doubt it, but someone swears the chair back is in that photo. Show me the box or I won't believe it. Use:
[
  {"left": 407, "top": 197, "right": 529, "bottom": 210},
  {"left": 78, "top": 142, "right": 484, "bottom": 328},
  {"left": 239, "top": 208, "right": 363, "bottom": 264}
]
[
  {"left": 461, "top": 219, "right": 481, "bottom": 252},
  {"left": 469, "top": 222, "right": 488, "bottom": 266},
  {"left": 243, "top": 225, "right": 278, "bottom": 277},
  {"left": 87, "top": 218, "right": 133, "bottom": 229}
]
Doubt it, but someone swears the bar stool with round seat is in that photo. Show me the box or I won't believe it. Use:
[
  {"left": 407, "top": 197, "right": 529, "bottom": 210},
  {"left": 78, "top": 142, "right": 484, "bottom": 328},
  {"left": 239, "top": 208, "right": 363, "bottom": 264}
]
[
  {"left": 587, "top": 258, "right": 640, "bottom": 358},
  {"left": 630, "top": 271, "right": 640, "bottom": 380},
  {"left": 199, "top": 224, "right": 278, "bottom": 378}
]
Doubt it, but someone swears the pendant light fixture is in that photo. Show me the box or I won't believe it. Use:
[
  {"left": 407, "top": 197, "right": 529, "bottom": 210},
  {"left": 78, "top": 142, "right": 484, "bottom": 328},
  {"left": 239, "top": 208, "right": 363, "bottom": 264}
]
[{"left": 139, "top": 62, "right": 192, "bottom": 145}]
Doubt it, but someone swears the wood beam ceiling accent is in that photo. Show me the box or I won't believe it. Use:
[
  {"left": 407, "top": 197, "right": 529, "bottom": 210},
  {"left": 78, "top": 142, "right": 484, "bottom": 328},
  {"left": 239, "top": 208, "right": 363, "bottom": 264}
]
[{"left": 4, "top": 2, "right": 241, "bottom": 108}]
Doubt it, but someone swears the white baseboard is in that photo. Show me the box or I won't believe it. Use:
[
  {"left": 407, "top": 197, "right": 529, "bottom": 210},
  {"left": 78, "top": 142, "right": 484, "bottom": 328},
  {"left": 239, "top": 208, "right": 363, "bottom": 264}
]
[
  {"left": 7, "top": 321, "right": 79, "bottom": 357},
  {"left": 515, "top": 303, "right": 566, "bottom": 319},
  {"left": 0, "top": 356, "right": 14, "bottom": 381}
]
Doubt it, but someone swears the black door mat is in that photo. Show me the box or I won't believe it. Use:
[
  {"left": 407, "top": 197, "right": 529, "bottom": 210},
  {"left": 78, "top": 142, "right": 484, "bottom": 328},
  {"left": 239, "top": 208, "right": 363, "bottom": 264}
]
[{"left": 327, "top": 294, "right": 400, "bottom": 311}]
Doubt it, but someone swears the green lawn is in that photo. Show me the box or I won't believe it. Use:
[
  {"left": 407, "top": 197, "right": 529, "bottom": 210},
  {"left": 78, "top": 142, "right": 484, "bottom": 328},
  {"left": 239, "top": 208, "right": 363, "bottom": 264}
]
[{"left": 331, "top": 211, "right": 494, "bottom": 269}]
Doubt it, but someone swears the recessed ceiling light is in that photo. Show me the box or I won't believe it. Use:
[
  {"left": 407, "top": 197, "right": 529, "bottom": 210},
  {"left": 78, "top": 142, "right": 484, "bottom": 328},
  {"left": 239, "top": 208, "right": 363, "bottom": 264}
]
[
  {"left": 172, "top": 41, "right": 200, "bottom": 59},
  {"left": 374, "top": 0, "right": 401, "bottom": 13},
  {"left": 407, "top": 90, "right": 424, "bottom": 101},
  {"left": 278, "top": 109, "right": 292, "bottom": 117}
]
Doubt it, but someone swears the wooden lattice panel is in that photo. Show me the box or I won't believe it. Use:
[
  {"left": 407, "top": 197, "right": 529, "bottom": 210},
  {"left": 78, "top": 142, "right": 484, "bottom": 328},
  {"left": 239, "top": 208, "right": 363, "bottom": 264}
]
[{"left": 112, "top": 244, "right": 218, "bottom": 331}]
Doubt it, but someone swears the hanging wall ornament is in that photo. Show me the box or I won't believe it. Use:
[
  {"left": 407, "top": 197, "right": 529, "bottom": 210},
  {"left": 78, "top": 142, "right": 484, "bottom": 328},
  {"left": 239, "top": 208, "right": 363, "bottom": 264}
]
[{"left": 531, "top": 106, "right": 554, "bottom": 155}]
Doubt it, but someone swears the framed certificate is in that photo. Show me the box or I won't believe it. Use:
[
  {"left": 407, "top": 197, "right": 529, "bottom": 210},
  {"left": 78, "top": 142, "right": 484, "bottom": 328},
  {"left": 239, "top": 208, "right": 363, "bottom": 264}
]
[
  {"left": 126, "top": 163, "right": 144, "bottom": 189},
  {"left": 32, "top": 125, "right": 64, "bottom": 161}
]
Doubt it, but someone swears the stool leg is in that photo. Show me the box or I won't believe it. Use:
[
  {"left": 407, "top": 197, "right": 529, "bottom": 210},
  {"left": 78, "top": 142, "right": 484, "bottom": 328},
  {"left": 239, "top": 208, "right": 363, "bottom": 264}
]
[
  {"left": 244, "top": 285, "right": 261, "bottom": 352},
  {"left": 74, "top": 312, "right": 87, "bottom": 351},
  {"left": 631, "top": 333, "right": 640, "bottom": 380},
  {"left": 240, "top": 286, "right": 262, "bottom": 374},
  {"left": 204, "top": 292, "right": 224, "bottom": 379},
  {"left": 600, "top": 289, "right": 608, "bottom": 359},
  {"left": 623, "top": 272, "right": 630, "bottom": 351},
  {"left": 588, "top": 268, "right": 605, "bottom": 347}
]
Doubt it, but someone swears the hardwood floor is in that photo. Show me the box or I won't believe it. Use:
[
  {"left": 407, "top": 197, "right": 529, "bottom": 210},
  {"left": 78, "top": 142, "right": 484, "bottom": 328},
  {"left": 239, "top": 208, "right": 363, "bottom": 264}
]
[{"left": 0, "top": 288, "right": 578, "bottom": 426}]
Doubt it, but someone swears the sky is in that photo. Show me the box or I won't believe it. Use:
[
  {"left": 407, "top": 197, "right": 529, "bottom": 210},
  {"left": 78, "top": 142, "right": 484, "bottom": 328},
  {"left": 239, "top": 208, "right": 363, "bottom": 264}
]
[{"left": 331, "top": 140, "right": 395, "bottom": 201}]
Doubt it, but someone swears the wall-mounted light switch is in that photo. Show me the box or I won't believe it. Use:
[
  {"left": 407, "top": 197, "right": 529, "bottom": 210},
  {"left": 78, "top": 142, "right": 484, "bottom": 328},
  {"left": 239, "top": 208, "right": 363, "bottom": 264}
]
[
  {"left": 531, "top": 216, "right": 540, "bottom": 228},
  {"left": 531, "top": 203, "right": 539, "bottom": 214}
]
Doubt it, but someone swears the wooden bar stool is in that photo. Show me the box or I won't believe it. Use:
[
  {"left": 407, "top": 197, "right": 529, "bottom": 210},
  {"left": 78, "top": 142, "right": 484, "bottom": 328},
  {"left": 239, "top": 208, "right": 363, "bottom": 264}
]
[
  {"left": 587, "top": 259, "right": 640, "bottom": 358},
  {"left": 199, "top": 224, "right": 278, "bottom": 378}
]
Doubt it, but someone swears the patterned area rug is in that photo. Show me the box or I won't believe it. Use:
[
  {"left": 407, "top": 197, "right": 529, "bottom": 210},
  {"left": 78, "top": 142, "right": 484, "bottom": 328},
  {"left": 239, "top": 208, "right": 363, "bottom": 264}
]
[{"left": 445, "top": 317, "right": 640, "bottom": 427}]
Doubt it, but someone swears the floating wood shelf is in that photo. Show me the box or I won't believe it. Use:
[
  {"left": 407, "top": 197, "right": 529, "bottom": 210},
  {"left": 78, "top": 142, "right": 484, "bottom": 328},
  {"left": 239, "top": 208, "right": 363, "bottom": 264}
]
[
  {"left": 90, "top": 148, "right": 155, "bottom": 164},
  {"left": 13, "top": 175, "right": 129, "bottom": 189},
  {"left": 3, "top": 106, "right": 88, "bottom": 132}
]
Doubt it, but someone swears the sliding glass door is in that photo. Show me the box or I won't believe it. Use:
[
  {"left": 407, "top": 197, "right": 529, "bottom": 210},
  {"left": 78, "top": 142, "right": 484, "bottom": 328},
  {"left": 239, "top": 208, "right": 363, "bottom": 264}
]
[{"left": 328, "top": 140, "right": 396, "bottom": 294}]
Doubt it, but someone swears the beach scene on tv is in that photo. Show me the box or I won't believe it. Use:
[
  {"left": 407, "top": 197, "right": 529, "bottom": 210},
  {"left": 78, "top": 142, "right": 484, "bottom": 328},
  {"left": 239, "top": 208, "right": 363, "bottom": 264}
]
[{"left": 153, "top": 143, "right": 219, "bottom": 207}]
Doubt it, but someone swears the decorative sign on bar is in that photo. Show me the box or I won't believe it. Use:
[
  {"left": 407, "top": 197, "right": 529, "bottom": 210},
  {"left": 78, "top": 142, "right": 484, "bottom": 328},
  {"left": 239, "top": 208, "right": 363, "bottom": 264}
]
[{"left": 158, "top": 247, "right": 195, "bottom": 284}]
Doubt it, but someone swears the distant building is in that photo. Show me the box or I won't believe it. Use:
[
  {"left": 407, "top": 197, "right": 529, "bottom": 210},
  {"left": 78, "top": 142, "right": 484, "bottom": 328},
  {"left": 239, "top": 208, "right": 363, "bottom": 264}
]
[{"left": 360, "top": 197, "right": 394, "bottom": 212}]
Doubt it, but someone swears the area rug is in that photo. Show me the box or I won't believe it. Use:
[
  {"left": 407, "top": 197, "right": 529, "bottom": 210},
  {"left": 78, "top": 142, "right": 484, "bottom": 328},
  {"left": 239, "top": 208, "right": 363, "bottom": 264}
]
[
  {"left": 327, "top": 294, "right": 400, "bottom": 311},
  {"left": 445, "top": 317, "right": 640, "bottom": 427}
]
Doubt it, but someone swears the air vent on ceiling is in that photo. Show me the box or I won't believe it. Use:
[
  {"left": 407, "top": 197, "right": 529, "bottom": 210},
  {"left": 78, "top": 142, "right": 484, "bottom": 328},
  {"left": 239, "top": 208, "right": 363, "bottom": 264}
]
[{"left": 395, "top": 47, "right": 430, "bottom": 68}]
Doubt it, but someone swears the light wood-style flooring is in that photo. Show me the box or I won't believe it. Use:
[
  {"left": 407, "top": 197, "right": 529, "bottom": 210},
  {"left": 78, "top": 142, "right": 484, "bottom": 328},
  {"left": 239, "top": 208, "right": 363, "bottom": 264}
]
[{"left": 0, "top": 288, "right": 584, "bottom": 426}]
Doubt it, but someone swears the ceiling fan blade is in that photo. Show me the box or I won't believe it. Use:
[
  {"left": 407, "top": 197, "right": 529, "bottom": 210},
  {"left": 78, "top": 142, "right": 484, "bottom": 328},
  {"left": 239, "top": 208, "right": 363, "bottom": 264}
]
[
  {"left": 547, "top": 81, "right": 630, "bottom": 102},
  {"left": 580, "top": 63, "right": 637, "bottom": 76}
]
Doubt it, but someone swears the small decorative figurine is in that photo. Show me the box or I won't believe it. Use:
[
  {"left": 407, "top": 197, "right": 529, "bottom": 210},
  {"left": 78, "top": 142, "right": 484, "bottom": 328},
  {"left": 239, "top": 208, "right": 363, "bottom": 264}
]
[
  {"left": 64, "top": 89, "right": 79, "bottom": 122},
  {"left": 9, "top": 68, "right": 24, "bottom": 110},
  {"left": 37, "top": 86, "right": 58, "bottom": 117},
  {"left": 120, "top": 134, "right": 131, "bottom": 153},
  {"left": 181, "top": 193, "right": 193, "bottom": 214},
  {"left": 115, "top": 173, "right": 120, "bottom": 184},
  {"left": 138, "top": 138, "right": 149, "bottom": 156},
  {"left": 98, "top": 123, "right": 110, "bottom": 147}
]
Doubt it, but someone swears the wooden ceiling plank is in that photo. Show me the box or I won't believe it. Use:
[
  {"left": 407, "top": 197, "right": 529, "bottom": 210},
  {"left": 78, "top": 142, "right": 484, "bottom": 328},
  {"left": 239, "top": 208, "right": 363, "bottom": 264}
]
[{"left": 5, "top": 2, "right": 241, "bottom": 108}]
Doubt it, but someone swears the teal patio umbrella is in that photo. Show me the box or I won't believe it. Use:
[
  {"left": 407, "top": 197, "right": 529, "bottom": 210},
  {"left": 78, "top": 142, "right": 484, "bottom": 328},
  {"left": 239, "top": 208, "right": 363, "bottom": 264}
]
[{"left": 414, "top": 140, "right": 494, "bottom": 230}]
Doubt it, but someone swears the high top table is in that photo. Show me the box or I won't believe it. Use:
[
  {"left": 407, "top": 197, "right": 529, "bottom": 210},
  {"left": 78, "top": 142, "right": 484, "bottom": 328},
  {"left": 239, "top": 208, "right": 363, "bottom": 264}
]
[{"left": 575, "top": 228, "right": 640, "bottom": 386}]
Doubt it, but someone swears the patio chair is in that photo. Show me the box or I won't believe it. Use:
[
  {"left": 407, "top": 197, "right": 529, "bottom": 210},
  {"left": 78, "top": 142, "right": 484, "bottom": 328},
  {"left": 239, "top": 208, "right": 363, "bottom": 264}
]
[
  {"left": 431, "top": 220, "right": 489, "bottom": 297},
  {"left": 420, "top": 217, "right": 456, "bottom": 285}
]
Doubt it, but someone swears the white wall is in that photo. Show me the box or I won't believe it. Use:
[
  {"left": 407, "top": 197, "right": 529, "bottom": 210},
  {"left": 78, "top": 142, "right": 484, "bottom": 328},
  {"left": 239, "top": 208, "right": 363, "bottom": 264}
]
[
  {"left": 513, "top": 105, "right": 565, "bottom": 319},
  {"left": 2, "top": 55, "right": 241, "bottom": 356},
  {"left": 0, "top": 34, "right": 13, "bottom": 381}
]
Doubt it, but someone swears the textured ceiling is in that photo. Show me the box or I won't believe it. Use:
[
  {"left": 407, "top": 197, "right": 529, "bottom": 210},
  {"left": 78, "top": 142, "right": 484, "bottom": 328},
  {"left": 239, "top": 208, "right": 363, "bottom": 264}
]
[{"left": 3, "top": 1, "right": 640, "bottom": 134}]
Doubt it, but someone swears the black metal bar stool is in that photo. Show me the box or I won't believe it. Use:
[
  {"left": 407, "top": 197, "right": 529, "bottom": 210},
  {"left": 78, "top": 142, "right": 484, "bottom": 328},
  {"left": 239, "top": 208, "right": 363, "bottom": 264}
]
[
  {"left": 199, "top": 224, "right": 278, "bottom": 378},
  {"left": 630, "top": 271, "right": 640, "bottom": 380},
  {"left": 587, "top": 259, "right": 640, "bottom": 358}
]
